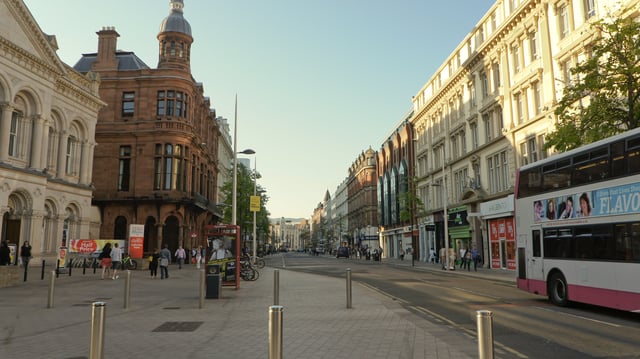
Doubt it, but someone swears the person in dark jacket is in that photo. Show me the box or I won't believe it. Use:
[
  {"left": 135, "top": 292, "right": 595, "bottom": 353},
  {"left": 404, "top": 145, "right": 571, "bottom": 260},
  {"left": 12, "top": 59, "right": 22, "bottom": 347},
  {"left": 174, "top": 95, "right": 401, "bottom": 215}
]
[
  {"left": 0, "top": 241, "right": 10, "bottom": 265},
  {"left": 20, "top": 241, "right": 32, "bottom": 267},
  {"left": 149, "top": 248, "right": 160, "bottom": 278}
]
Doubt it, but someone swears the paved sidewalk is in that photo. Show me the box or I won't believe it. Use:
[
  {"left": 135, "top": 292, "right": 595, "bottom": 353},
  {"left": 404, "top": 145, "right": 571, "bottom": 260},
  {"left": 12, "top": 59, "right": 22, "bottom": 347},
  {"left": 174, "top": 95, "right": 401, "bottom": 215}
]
[{"left": 0, "top": 260, "right": 500, "bottom": 359}]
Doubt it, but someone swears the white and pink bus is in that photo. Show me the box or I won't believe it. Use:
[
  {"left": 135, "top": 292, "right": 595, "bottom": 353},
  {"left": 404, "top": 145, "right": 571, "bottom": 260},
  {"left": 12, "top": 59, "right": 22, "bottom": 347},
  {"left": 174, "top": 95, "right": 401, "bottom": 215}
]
[{"left": 515, "top": 128, "right": 640, "bottom": 312}]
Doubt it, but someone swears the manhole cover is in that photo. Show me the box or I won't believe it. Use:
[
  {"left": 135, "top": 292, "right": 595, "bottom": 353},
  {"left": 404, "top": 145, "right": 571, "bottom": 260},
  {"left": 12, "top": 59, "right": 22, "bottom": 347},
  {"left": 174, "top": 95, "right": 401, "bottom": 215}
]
[{"left": 153, "top": 321, "right": 203, "bottom": 332}]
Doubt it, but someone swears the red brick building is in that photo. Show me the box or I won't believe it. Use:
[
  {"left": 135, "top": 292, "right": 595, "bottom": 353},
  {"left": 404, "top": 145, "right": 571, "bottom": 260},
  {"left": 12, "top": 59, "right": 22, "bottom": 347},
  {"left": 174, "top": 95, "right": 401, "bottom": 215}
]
[{"left": 73, "top": 0, "right": 222, "bottom": 256}]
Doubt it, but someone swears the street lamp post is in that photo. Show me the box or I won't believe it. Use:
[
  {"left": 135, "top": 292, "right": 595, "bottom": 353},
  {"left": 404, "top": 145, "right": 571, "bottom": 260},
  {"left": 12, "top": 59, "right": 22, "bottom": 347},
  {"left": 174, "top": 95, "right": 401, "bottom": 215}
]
[
  {"left": 251, "top": 156, "right": 259, "bottom": 263},
  {"left": 232, "top": 148, "right": 255, "bottom": 226}
]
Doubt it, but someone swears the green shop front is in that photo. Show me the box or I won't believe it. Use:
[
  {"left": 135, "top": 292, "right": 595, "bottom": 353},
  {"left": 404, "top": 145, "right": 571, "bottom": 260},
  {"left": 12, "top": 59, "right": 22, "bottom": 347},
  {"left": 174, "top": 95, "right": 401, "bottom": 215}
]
[{"left": 447, "top": 206, "right": 472, "bottom": 257}]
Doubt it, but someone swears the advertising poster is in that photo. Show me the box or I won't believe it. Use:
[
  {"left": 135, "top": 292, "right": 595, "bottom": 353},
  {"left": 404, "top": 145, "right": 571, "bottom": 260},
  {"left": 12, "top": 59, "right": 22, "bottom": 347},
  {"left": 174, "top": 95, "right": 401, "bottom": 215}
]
[
  {"left": 57, "top": 246, "right": 68, "bottom": 268},
  {"left": 505, "top": 218, "right": 516, "bottom": 270},
  {"left": 129, "top": 224, "right": 145, "bottom": 259},
  {"left": 68, "top": 239, "right": 126, "bottom": 254},
  {"left": 8, "top": 244, "right": 17, "bottom": 265},
  {"left": 489, "top": 220, "right": 501, "bottom": 269}
]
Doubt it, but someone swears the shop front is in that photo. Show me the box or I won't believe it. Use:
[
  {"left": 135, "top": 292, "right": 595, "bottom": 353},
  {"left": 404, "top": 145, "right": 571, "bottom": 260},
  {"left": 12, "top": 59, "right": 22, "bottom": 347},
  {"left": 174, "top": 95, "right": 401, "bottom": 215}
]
[{"left": 479, "top": 195, "right": 516, "bottom": 271}]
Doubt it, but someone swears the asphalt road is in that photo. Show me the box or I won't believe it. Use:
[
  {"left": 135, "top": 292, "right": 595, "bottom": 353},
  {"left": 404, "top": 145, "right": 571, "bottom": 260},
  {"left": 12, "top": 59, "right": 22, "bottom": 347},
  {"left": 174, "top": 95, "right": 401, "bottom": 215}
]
[{"left": 266, "top": 252, "right": 640, "bottom": 359}]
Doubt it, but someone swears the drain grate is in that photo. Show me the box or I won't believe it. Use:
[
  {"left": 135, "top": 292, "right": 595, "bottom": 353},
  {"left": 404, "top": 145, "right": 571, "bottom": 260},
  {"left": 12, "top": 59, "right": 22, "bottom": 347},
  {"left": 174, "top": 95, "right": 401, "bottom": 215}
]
[
  {"left": 163, "top": 306, "right": 181, "bottom": 310},
  {"left": 72, "top": 303, "right": 92, "bottom": 307},
  {"left": 152, "top": 321, "right": 203, "bottom": 332}
]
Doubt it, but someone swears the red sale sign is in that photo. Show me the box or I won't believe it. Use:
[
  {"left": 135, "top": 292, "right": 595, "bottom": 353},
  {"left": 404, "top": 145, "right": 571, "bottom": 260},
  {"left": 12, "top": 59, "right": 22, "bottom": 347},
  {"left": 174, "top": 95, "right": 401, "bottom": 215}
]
[{"left": 69, "top": 240, "right": 98, "bottom": 254}]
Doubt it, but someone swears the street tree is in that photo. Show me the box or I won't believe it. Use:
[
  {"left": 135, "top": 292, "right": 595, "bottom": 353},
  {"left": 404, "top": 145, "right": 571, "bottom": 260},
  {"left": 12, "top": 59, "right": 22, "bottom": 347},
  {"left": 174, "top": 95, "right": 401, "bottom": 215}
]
[
  {"left": 220, "top": 163, "right": 271, "bottom": 244},
  {"left": 546, "top": 16, "right": 640, "bottom": 152}
]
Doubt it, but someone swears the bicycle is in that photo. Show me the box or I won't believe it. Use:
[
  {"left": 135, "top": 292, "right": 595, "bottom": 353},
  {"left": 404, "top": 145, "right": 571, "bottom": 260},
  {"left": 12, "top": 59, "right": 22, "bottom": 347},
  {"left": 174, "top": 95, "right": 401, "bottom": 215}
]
[
  {"left": 239, "top": 260, "right": 259, "bottom": 281},
  {"left": 121, "top": 255, "right": 138, "bottom": 270},
  {"left": 242, "top": 253, "right": 265, "bottom": 269}
]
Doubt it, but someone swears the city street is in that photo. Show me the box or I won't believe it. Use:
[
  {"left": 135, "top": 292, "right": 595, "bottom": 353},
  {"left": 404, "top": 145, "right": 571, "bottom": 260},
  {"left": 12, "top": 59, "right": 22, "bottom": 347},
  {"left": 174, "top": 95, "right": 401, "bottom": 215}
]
[{"left": 269, "top": 252, "right": 640, "bottom": 359}]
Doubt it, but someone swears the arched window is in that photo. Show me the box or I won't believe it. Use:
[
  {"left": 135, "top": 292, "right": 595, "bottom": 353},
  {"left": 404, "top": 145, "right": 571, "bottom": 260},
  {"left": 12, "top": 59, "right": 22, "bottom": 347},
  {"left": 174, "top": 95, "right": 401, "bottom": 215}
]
[{"left": 114, "top": 216, "right": 127, "bottom": 240}]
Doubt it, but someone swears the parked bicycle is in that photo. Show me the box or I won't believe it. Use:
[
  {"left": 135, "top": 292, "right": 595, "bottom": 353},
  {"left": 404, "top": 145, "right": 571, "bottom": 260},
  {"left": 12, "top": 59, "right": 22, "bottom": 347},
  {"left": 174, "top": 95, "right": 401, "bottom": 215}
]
[
  {"left": 239, "top": 260, "right": 259, "bottom": 281},
  {"left": 121, "top": 254, "right": 138, "bottom": 270},
  {"left": 241, "top": 253, "right": 265, "bottom": 269}
]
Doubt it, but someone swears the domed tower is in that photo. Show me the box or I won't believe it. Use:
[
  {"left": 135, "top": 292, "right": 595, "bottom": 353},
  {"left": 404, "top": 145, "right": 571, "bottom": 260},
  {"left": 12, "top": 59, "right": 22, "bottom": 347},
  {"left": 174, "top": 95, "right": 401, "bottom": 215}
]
[{"left": 157, "top": 0, "right": 193, "bottom": 72}]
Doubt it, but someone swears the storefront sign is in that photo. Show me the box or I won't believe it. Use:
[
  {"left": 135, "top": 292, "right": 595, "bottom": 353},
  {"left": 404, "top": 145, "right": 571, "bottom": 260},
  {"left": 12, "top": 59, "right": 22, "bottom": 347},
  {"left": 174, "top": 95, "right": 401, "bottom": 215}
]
[{"left": 129, "top": 224, "right": 145, "bottom": 259}]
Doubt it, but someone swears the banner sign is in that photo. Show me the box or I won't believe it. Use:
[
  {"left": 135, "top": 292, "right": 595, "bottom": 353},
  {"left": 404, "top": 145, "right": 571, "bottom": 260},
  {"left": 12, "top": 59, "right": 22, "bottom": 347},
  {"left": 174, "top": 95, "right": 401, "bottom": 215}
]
[{"left": 129, "top": 224, "right": 145, "bottom": 259}]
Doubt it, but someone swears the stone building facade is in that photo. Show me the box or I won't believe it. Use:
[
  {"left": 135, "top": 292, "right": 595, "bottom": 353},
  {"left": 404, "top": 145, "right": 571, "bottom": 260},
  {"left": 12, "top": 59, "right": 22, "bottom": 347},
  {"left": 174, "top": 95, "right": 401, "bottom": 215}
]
[
  {"left": 73, "top": 0, "right": 223, "bottom": 256},
  {"left": 347, "top": 148, "right": 378, "bottom": 251},
  {"left": 0, "top": 0, "right": 104, "bottom": 263},
  {"left": 410, "top": 0, "right": 636, "bottom": 269}
]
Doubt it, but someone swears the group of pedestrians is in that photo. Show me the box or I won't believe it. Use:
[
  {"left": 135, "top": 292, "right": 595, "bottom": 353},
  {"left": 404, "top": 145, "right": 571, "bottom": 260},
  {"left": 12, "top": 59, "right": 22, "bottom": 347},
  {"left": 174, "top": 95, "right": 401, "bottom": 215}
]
[
  {"left": 148, "top": 244, "right": 172, "bottom": 279},
  {"left": 98, "top": 242, "right": 123, "bottom": 280}
]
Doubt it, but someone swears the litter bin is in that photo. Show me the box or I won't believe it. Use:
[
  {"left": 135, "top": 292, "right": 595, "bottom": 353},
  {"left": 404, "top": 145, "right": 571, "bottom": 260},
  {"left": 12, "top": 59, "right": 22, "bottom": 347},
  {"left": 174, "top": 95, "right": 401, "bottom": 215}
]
[{"left": 206, "top": 264, "right": 221, "bottom": 299}]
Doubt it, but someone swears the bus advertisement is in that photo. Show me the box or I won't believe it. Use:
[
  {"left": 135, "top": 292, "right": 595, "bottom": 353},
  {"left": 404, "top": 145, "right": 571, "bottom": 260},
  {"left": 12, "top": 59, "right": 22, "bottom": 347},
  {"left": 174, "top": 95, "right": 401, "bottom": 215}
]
[{"left": 515, "top": 128, "right": 640, "bottom": 312}]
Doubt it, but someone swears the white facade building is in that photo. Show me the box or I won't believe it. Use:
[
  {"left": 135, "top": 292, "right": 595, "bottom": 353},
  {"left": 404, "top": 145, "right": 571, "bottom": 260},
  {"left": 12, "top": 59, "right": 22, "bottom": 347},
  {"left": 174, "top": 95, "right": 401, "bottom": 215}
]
[
  {"left": 0, "top": 0, "right": 104, "bottom": 262},
  {"left": 411, "top": 0, "right": 636, "bottom": 269}
]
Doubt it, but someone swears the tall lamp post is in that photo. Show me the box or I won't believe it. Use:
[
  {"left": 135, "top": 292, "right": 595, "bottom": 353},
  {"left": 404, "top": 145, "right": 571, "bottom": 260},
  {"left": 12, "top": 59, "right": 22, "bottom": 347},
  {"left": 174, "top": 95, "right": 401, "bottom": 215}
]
[
  {"left": 232, "top": 148, "right": 255, "bottom": 226},
  {"left": 250, "top": 156, "right": 259, "bottom": 262}
]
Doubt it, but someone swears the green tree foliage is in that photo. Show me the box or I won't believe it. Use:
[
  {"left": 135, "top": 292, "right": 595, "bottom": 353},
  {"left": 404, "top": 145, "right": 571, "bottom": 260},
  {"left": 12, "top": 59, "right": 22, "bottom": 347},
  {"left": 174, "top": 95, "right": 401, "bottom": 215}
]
[
  {"left": 220, "top": 163, "right": 271, "bottom": 242},
  {"left": 547, "top": 16, "right": 640, "bottom": 152}
]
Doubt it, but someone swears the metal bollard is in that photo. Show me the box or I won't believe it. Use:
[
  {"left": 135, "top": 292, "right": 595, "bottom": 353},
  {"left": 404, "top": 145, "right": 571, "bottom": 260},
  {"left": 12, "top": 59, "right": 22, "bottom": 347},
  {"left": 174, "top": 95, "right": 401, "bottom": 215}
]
[
  {"left": 23, "top": 262, "right": 28, "bottom": 282},
  {"left": 477, "top": 310, "right": 494, "bottom": 359},
  {"left": 41, "top": 259, "right": 45, "bottom": 280},
  {"left": 346, "top": 268, "right": 352, "bottom": 309},
  {"left": 83, "top": 258, "right": 87, "bottom": 275},
  {"left": 268, "top": 305, "right": 284, "bottom": 359},
  {"left": 273, "top": 269, "right": 280, "bottom": 305},
  {"left": 199, "top": 269, "right": 205, "bottom": 309},
  {"left": 124, "top": 270, "right": 131, "bottom": 309},
  {"left": 90, "top": 302, "right": 107, "bottom": 359},
  {"left": 93, "top": 258, "right": 97, "bottom": 274},
  {"left": 68, "top": 259, "right": 73, "bottom": 276},
  {"left": 47, "top": 270, "right": 56, "bottom": 308}
]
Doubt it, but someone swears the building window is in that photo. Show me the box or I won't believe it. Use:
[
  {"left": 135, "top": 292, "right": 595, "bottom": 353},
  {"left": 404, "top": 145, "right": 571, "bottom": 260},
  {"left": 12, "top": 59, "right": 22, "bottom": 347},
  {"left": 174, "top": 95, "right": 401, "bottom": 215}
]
[
  {"left": 8, "top": 111, "right": 21, "bottom": 157},
  {"left": 471, "top": 122, "right": 479, "bottom": 149},
  {"left": 584, "top": 0, "right": 595, "bottom": 19},
  {"left": 532, "top": 81, "right": 542, "bottom": 115},
  {"left": 153, "top": 143, "right": 186, "bottom": 191},
  {"left": 460, "top": 130, "right": 467, "bottom": 155},
  {"left": 512, "top": 43, "right": 520, "bottom": 73},
  {"left": 65, "top": 135, "right": 79, "bottom": 176},
  {"left": 538, "top": 134, "right": 548, "bottom": 160},
  {"left": 559, "top": 4, "right": 569, "bottom": 39},
  {"left": 469, "top": 81, "right": 476, "bottom": 108},
  {"left": 492, "top": 63, "right": 500, "bottom": 92},
  {"left": 451, "top": 135, "right": 459, "bottom": 160},
  {"left": 481, "top": 72, "right": 489, "bottom": 98},
  {"left": 520, "top": 137, "right": 538, "bottom": 165},
  {"left": 514, "top": 93, "right": 524, "bottom": 124},
  {"left": 483, "top": 113, "right": 493, "bottom": 143},
  {"left": 122, "top": 92, "right": 135, "bottom": 117},
  {"left": 488, "top": 151, "right": 509, "bottom": 193},
  {"left": 529, "top": 31, "right": 538, "bottom": 61},
  {"left": 118, "top": 146, "right": 131, "bottom": 191},
  {"left": 157, "top": 90, "right": 189, "bottom": 119}
]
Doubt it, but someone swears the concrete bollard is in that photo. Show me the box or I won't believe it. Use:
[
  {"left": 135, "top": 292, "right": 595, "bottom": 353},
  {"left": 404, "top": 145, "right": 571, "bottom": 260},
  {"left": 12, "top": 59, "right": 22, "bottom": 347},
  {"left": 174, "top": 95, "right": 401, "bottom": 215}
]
[
  {"left": 124, "top": 270, "right": 131, "bottom": 309},
  {"left": 47, "top": 270, "right": 56, "bottom": 308},
  {"left": 346, "top": 268, "right": 352, "bottom": 309},
  {"left": 90, "top": 302, "right": 107, "bottom": 359},
  {"left": 477, "top": 310, "right": 494, "bottom": 359},
  {"left": 269, "top": 305, "right": 284, "bottom": 359},
  {"left": 273, "top": 269, "right": 280, "bottom": 305}
]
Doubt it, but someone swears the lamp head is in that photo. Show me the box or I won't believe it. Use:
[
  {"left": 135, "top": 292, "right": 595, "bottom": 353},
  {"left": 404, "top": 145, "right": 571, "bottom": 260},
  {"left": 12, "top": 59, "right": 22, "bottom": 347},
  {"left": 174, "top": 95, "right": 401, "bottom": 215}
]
[{"left": 238, "top": 149, "right": 256, "bottom": 155}]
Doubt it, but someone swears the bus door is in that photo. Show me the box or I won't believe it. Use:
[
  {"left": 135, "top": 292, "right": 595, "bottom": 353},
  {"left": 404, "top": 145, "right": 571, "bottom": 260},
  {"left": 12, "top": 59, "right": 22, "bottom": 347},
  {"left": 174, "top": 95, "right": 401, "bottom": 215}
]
[{"left": 526, "top": 227, "right": 545, "bottom": 287}]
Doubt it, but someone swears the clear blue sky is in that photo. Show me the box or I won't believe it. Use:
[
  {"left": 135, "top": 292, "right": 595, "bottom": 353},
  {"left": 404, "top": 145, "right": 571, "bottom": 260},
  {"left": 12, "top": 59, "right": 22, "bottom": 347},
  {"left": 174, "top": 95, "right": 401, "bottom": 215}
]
[{"left": 24, "top": 0, "right": 495, "bottom": 220}]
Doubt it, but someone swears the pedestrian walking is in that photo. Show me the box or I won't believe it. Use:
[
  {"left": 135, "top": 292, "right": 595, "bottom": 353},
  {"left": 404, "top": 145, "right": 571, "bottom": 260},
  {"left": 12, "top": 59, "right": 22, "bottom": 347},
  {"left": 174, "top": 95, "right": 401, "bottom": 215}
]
[
  {"left": 175, "top": 245, "right": 186, "bottom": 269},
  {"left": 149, "top": 248, "right": 159, "bottom": 278},
  {"left": 471, "top": 247, "right": 481, "bottom": 271},
  {"left": 463, "top": 249, "right": 472, "bottom": 271},
  {"left": 195, "top": 245, "right": 203, "bottom": 269},
  {"left": 99, "top": 243, "right": 112, "bottom": 280},
  {"left": 110, "top": 242, "right": 122, "bottom": 280},
  {"left": 20, "top": 241, "right": 32, "bottom": 267},
  {"left": 159, "top": 244, "right": 171, "bottom": 279},
  {"left": 399, "top": 247, "right": 405, "bottom": 260}
]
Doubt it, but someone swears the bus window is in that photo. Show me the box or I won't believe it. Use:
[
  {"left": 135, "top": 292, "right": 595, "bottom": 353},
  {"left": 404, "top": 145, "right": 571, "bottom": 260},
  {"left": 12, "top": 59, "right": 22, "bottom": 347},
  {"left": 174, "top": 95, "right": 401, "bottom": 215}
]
[
  {"left": 631, "top": 223, "right": 640, "bottom": 261},
  {"left": 627, "top": 136, "right": 640, "bottom": 175},
  {"left": 532, "top": 229, "right": 541, "bottom": 257},
  {"left": 611, "top": 141, "right": 625, "bottom": 177}
]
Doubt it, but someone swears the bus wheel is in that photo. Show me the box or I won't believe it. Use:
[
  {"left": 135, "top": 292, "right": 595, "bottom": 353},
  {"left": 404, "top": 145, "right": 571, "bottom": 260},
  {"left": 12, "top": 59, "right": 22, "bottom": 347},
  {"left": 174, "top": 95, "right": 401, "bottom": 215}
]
[{"left": 548, "top": 272, "right": 569, "bottom": 307}]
